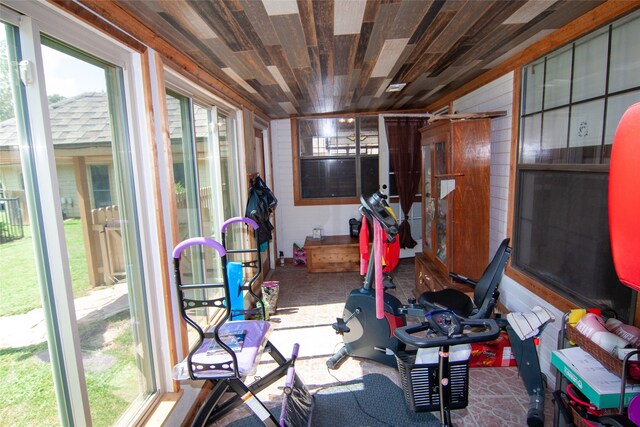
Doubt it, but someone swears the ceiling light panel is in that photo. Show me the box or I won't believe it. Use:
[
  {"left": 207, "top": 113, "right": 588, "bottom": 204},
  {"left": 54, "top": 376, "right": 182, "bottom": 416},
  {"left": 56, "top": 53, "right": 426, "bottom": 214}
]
[
  {"left": 370, "top": 38, "right": 410, "bottom": 78},
  {"left": 334, "top": 0, "right": 367, "bottom": 35}
]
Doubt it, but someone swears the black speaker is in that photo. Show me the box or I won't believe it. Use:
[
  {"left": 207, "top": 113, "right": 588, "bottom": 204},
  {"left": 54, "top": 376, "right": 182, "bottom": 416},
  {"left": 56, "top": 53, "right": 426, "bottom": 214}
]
[{"left": 349, "top": 218, "right": 361, "bottom": 237}]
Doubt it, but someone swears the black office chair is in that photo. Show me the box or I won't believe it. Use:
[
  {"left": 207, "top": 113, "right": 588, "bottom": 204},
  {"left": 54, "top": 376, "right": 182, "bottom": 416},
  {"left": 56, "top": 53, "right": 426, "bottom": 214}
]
[{"left": 418, "top": 238, "right": 512, "bottom": 319}]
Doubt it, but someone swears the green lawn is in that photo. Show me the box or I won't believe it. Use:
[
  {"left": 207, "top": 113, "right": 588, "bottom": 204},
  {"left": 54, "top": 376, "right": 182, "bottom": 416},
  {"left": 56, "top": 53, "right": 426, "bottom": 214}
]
[
  {"left": 0, "top": 219, "right": 141, "bottom": 426},
  {"left": 0, "top": 311, "right": 139, "bottom": 426},
  {"left": 0, "top": 218, "right": 90, "bottom": 316}
]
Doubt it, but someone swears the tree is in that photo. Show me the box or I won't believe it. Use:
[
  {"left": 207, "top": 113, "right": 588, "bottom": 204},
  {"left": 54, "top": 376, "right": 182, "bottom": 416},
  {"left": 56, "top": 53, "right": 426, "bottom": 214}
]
[
  {"left": 47, "top": 94, "right": 66, "bottom": 105},
  {"left": 0, "top": 39, "right": 14, "bottom": 122},
  {"left": 0, "top": 39, "right": 66, "bottom": 122}
]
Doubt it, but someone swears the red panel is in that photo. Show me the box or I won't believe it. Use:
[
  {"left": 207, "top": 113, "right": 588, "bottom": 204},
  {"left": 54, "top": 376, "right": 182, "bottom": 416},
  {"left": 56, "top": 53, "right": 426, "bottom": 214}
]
[
  {"left": 384, "top": 313, "right": 404, "bottom": 338},
  {"left": 609, "top": 102, "right": 640, "bottom": 291}
]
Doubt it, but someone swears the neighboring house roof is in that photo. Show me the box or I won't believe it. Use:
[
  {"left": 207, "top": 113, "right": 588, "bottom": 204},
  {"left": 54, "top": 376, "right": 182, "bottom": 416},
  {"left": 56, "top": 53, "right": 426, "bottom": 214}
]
[
  {"left": 0, "top": 92, "right": 111, "bottom": 147},
  {"left": 0, "top": 91, "right": 208, "bottom": 148},
  {"left": 50, "top": 92, "right": 112, "bottom": 145}
]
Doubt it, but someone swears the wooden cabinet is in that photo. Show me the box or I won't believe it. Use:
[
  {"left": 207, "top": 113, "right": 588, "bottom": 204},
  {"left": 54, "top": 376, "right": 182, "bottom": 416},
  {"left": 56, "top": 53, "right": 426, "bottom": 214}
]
[
  {"left": 418, "top": 119, "right": 491, "bottom": 283},
  {"left": 415, "top": 252, "right": 449, "bottom": 295},
  {"left": 414, "top": 252, "right": 474, "bottom": 298}
]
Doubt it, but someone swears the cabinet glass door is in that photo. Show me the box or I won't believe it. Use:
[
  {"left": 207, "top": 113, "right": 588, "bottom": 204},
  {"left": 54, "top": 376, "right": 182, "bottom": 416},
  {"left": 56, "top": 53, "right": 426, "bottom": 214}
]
[
  {"left": 435, "top": 142, "right": 447, "bottom": 265},
  {"left": 423, "top": 145, "right": 433, "bottom": 251}
]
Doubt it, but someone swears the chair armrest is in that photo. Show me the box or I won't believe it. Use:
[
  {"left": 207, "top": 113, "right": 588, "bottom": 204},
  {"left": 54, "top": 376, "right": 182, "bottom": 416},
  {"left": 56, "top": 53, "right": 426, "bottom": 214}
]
[{"left": 449, "top": 272, "right": 477, "bottom": 287}]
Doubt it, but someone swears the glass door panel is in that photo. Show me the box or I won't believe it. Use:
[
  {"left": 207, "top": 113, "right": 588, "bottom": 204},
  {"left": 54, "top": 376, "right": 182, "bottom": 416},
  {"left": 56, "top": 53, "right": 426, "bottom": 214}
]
[
  {"left": 167, "top": 91, "right": 200, "bottom": 244},
  {"left": 0, "top": 23, "right": 58, "bottom": 426},
  {"left": 193, "top": 104, "right": 224, "bottom": 322},
  {"left": 435, "top": 142, "right": 447, "bottom": 265},
  {"left": 41, "top": 39, "right": 154, "bottom": 425},
  {"left": 166, "top": 91, "right": 207, "bottom": 342},
  {"left": 217, "top": 112, "right": 244, "bottom": 256},
  {"left": 422, "top": 145, "right": 433, "bottom": 252},
  {"left": 218, "top": 112, "right": 240, "bottom": 221}
]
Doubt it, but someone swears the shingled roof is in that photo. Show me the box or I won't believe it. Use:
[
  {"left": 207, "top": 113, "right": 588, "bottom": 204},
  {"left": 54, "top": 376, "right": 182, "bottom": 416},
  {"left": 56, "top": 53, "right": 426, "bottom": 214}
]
[
  {"left": 0, "top": 92, "right": 111, "bottom": 147},
  {"left": 0, "top": 91, "right": 209, "bottom": 147}
]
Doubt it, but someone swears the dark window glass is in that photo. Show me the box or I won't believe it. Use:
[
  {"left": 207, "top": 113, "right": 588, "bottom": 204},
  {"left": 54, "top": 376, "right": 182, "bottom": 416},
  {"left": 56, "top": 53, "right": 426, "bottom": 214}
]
[
  {"left": 173, "top": 163, "right": 185, "bottom": 188},
  {"left": 514, "top": 170, "right": 633, "bottom": 321},
  {"left": 300, "top": 158, "right": 356, "bottom": 198},
  {"left": 90, "top": 165, "right": 111, "bottom": 208},
  {"left": 360, "top": 157, "right": 379, "bottom": 198},
  {"left": 298, "top": 116, "right": 378, "bottom": 200},
  {"left": 388, "top": 169, "right": 397, "bottom": 196}
]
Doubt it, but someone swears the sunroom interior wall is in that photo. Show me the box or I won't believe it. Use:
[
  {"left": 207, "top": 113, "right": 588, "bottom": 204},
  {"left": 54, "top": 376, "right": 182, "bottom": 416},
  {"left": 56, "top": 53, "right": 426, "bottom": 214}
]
[
  {"left": 270, "top": 119, "right": 361, "bottom": 259},
  {"left": 452, "top": 72, "right": 560, "bottom": 383}
]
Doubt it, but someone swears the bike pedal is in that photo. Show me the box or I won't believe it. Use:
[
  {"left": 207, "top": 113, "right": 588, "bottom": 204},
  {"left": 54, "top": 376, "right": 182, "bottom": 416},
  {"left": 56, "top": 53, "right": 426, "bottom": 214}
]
[{"left": 332, "top": 318, "right": 350, "bottom": 334}]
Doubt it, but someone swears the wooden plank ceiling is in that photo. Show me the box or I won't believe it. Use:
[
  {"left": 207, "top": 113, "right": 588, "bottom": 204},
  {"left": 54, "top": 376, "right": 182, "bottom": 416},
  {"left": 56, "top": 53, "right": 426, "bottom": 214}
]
[{"left": 112, "top": 0, "right": 606, "bottom": 119}]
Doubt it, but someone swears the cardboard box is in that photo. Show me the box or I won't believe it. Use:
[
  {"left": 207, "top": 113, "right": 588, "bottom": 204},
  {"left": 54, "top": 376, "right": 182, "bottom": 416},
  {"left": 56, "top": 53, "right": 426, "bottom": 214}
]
[
  {"left": 551, "top": 346, "right": 640, "bottom": 408},
  {"left": 470, "top": 331, "right": 517, "bottom": 368}
]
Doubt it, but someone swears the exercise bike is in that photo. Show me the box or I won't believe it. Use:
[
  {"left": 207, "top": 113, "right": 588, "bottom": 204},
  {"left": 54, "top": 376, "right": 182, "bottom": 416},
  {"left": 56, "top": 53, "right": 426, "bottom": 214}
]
[
  {"left": 328, "top": 189, "right": 549, "bottom": 426},
  {"left": 327, "top": 189, "right": 413, "bottom": 368},
  {"left": 327, "top": 187, "right": 503, "bottom": 368}
]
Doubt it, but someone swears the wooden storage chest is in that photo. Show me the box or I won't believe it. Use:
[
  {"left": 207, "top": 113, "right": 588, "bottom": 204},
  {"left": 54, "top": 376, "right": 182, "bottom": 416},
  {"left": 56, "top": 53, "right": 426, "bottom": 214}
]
[{"left": 304, "top": 235, "right": 360, "bottom": 273}]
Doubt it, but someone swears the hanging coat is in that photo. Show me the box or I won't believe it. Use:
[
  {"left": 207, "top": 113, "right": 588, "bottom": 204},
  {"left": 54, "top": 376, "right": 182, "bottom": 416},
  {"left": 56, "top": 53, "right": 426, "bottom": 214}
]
[{"left": 245, "top": 176, "right": 277, "bottom": 245}]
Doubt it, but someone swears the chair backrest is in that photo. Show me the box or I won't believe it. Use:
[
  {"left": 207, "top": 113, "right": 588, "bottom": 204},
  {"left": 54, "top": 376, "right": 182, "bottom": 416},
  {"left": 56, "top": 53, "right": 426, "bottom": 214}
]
[{"left": 472, "top": 238, "right": 512, "bottom": 319}]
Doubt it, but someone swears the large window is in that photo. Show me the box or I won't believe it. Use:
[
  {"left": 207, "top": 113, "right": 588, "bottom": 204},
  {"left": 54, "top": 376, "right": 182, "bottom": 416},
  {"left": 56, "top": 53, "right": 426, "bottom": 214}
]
[
  {"left": 165, "top": 83, "right": 243, "bottom": 344},
  {"left": 295, "top": 116, "right": 379, "bottom": 203},
  {"left": 515, "top": 11, "right": 640, "bottom": 321}
]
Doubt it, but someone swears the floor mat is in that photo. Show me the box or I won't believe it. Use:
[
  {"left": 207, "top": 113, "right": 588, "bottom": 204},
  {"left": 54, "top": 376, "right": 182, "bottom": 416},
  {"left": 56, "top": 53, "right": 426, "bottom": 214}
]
[{"left": 228, "top": 373, "right": 441, "bottom": 426}]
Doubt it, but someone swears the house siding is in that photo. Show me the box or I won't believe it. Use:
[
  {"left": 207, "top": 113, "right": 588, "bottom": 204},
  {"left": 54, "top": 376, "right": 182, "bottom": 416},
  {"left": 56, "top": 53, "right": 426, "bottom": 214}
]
[{"left": 57, "top": 164, "right": 80, "bottom": 219}]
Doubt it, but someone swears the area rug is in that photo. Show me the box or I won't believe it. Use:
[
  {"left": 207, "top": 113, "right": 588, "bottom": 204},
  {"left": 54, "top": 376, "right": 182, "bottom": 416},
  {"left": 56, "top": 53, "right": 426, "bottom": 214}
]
[{"left": 228, "top": 373, "right": 441, "bottom": 426}]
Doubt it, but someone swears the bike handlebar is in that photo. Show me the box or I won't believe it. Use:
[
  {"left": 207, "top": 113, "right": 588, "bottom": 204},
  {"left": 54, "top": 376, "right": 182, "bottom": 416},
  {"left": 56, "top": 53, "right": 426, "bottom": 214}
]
[{"left": 394, "top": 311, "right": 500, "bottom": 348}]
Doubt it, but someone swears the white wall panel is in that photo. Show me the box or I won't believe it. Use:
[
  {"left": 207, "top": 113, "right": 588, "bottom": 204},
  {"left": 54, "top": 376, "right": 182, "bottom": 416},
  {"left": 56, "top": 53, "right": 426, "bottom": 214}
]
[
  {"left": 453, "top": 72, "right": 558, "bottom": 382},
  {"left": 453, "top": 72, "right": 513, "bottom": 256}
]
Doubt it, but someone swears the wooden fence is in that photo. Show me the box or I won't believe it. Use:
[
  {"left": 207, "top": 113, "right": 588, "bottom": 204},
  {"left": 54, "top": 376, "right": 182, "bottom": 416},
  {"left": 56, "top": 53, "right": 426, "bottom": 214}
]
[{"left": 91, "top": 206, "right": 125, "bottom": 285}]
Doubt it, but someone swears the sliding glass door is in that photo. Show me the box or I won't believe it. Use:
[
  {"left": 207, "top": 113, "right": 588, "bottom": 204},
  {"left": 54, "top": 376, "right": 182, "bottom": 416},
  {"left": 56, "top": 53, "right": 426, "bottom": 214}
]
[
  {"left": 165, "top": 84, "right": 244, "bottom": 342},
  {"left": 0, "top": 20, "right": 59, "bottom": 426},
  {"left": 0, "top": 5, "right": 156, "bottom": 426}
]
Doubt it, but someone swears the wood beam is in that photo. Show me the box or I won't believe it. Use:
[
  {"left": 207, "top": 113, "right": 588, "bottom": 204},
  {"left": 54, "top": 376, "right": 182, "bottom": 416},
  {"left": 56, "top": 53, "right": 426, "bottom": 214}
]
[
  {"left": 72, "top": 156, "right": 100, "bottom": 287},
  {"left": 140, "top": 49, "right": 182, "bottom": 391}
]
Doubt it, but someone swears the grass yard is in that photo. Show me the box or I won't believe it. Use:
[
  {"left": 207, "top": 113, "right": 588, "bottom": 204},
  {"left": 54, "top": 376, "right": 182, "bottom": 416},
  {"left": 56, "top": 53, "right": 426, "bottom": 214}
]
[
  {"left": 0, "top": 311, "right": 140, "bottom": 426},
  {"left": 0, "top": 219, "right": 141, "bottom": 425},
  {"left": 0, "top": 218, "right": 90, "bottom": 316}
]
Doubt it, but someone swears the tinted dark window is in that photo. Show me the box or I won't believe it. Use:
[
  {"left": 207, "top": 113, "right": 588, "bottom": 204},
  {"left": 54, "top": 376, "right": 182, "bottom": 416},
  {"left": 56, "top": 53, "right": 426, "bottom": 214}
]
[
  {"left": 514, "top": 170, "right": 633, "bottom": 320},
  {"left": 300, "top": 158, "right": 356, "bottom": 198},
  {"left": 298, "top": 116, "right": 378, "bottom": 200},
  {"left": 90, "top": 165, "right": 111, "bottom": 208}
]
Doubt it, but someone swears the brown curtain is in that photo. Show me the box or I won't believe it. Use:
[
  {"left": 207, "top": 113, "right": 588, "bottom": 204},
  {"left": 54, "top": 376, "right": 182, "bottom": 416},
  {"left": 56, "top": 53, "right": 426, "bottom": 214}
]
[{"left": 384, "top": 117, "right": 425, "bottom": 249}]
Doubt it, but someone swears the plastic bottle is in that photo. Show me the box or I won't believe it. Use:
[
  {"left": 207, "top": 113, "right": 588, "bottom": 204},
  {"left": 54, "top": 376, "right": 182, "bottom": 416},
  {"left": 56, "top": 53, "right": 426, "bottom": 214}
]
[
  {"left": 575, "top": 313, "right": 630, "bottom": 354},
  {"left": 605, "top": 318, "right": 640, "bottom": 347},
  {"left": 568, "top": 308, "right": 587, "bottom": 326},
  {"left": 590, "top": 332, "right": 630, "bottom": 354}
]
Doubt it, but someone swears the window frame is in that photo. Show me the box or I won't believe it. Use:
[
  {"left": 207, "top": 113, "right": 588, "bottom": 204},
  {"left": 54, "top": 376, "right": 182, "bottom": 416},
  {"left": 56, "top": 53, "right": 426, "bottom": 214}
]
[
  {"left": 291, "top": 114, "right": 380, "bottom": 206},
  {"left": 509, "top": 11, "right": 640, "bottom": 320}
]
